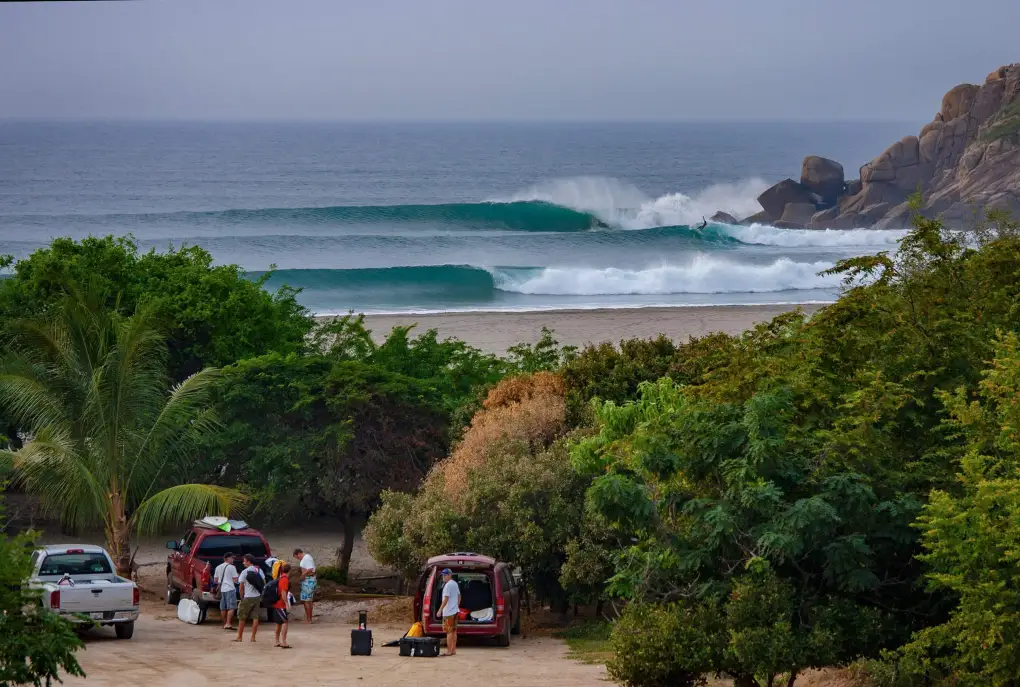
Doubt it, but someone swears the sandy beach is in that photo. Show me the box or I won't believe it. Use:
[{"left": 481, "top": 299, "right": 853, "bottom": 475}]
[{"left": 351, "top": 304, "right": 827, "bottom": 355}]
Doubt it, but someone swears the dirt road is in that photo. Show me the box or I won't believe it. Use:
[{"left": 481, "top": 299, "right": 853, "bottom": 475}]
[{"left": 63, "top": 600, "right": 607, "bottom": 687}]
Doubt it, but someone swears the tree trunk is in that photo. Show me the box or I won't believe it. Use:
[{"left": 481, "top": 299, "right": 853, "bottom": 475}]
[
  {"left": 596, "top": 599, "right": 605, "bottom": 619},
  {"left": 107, "top": 491, "right": 131, "bottom": 577},
  {"left": 734, "top": 677, "right": 757, "bottom": 687},
  {"left": 785, "top": 670, "right": 799, "bottom": 687},
  {"left": 337, "top": 517, "right": 356, "bottom": 582}
]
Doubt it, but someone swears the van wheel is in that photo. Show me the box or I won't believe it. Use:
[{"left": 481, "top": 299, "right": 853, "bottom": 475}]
[
  {"left": 115, "top": 622, "right": 134, "bottom": 639},
  {"left": 496, "top": 624, "right": 511, "bottom": 647},
  {"left": 166, "top": 575, "right": 181, "bottom": 605}
]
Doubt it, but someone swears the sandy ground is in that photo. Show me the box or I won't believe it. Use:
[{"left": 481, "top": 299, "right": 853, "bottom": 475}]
[
  {"left": 63, "top": 599, "right": 607, "bottom": 687},
  {"left": 358, "top": 304, "right": 826, "bottom": 355}
]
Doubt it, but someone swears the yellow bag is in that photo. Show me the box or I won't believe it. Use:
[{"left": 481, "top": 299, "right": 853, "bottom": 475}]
[
  {"left": 272, "top": 559, "right": 285, "bottom": 580},
  {"left": 406, "top": 622, "right": 424, "bottom": 638}
]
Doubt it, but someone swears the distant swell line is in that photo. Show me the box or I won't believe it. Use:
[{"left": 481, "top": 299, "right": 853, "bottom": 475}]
[{"left": 6, "top": 201, "right": 605, "bottom": 233}]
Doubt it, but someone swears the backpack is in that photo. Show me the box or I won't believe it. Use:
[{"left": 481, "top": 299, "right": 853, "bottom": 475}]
[
  {"left": 262, "top": 578, "right": 281, "bottom": 606},
  {"left": 243, "top": 566, "right": 265, "bottom": 593}
]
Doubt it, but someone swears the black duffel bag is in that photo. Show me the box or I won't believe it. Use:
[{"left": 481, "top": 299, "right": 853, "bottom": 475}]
[{"left": 399, "top": 636, "right": 441, "bottom": 657}]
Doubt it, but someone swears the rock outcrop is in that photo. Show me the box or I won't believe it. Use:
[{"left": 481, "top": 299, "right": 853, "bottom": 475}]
[
  {"left": 746, "top": 62, "right": 1020, "bottom": 229},
  {"left": 801, "top": 156, "right": 845, "bottom": 204},
  {"left": 709, "top": 211, "right": 739, "bottom": 224}
]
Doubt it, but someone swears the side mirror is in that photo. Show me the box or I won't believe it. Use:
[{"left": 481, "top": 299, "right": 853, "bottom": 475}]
[{"left": 166, "top": 541, "right": 179, "bottom": 551}]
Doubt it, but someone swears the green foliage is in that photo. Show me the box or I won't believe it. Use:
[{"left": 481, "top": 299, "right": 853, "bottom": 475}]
[
  {"left": 0, "top": 525, "right": 85, "bottom": 686},
  {"left": 886, "top": 332, "right": 1020, "bottom": 686},
  {"left": 316, "top": 565, "right": 348, "bottom": 585},
  {"left": 608, "top": 601, "right": 723, "bottom": 687},
  {"left": 0, "top": 236, "right": 312, "bottom": 380},
  {"left": 0, "top": 282, "right": 242, "bottom": 564},
  {"left": 366, "top": 437, "right": 590, "bottom": 605},
  {"left": 505, "top": 326, "right": 577, "bottom": 374},
  {"left": 982, "top": 95, "right": 1020, "bottom": 141}
]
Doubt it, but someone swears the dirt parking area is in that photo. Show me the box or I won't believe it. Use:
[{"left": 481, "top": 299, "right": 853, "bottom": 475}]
[{"left": 63, "top": 599, "right": 607, "bottom": 687}]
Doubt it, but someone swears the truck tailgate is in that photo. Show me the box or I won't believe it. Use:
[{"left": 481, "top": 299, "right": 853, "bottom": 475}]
[{"left": 55, "top": 577, "right": 136, "bottom": 613}]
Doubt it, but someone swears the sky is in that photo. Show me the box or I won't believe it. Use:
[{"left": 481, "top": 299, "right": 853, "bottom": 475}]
[{"left": 2, "top": 0, "right": 1019, "bottom": 122}]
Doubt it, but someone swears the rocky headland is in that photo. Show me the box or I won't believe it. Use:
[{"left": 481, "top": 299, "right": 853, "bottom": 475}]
[{"left": 732, "top": 63, "right": 1020, "bottom": 229}]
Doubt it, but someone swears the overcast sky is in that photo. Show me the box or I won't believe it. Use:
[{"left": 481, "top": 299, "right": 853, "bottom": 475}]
[{"left": 2, "top": 0, "right": 1018, "bottom": 121}]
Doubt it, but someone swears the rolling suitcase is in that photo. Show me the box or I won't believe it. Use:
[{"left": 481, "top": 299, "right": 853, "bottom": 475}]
[
  {"left": 351, "top": 628, "right": 373, "bottom": 655},
  {"left": 399, "top": 636, "right": 441, "bottom": 657}
]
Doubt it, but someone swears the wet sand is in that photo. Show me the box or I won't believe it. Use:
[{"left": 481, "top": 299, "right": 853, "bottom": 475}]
[{"left": 353, "top": 304, "right": 827, "bottom": 355}]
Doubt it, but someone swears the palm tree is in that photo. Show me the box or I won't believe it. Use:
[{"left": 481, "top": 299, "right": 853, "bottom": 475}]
[{"left": 0, "top": 284, "right": 244, "bottom": 574}]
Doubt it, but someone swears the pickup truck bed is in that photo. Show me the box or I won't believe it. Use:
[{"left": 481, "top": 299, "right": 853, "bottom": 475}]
[{"left": 32, "top": 544, "right": 140, "bottom": 639}]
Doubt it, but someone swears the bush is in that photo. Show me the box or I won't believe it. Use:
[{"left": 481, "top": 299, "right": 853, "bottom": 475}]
[
  {"left": 607, "top": 602, "right": 722, "bottom": 687},
  {"left": 316, "top": 566, "right": 348, "bottom": 585}
]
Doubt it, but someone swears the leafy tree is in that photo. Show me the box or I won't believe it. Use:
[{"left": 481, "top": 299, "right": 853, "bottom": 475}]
[
  {"left": 0, "top": 526, "right": 85, "bottom": 686},
  {"left": 365, "top": 373, "right": 594, "bottom": 608},
  {"left": 889, "top": 332, "right": 1020, "bottom": 686},
  {"left": 0, "top": 236, "right": 311, "bottom": 380},
  {"left": 572, "top": 379, "right": 913, "bottom": 685},
  {"left": 0, "top": 284, "right": 243, "bottom": 572},
  {"left": 206, "top": 350, "right": 451, "bottom": 578}
]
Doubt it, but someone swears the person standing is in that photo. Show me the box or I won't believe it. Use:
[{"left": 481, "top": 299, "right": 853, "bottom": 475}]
[
  {"left": 293, "top": 549, "right": 316, "bottom": 624},
  {"left": 234, "top": 554, "right": 264, "bottom": 643},
  {"left": 435, "top": 568, "right": 461, "bottom": 656},
  {"left": 213, "top": 552, "right": 239, "bottom": 630},
  {"left": 272, "top": 563, "right": 292, "bottom": 649}
]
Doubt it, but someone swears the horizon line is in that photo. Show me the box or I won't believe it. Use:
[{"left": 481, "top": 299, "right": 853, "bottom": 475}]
[{"left": 0, "top": 116, "right": 922, "bottom": 126}]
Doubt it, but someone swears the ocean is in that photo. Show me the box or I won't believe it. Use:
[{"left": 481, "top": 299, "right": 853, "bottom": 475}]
[{"left": 0, "top": 121, "right": 915, "bottom": 314}]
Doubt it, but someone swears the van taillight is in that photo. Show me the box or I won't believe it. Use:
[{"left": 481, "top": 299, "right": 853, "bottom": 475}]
[
  {"left": 50, "top": 590, "right": 60, "bottom": 609},
  {"left": 132, "top": 587, "right": 140, "bottom": 606},
  {"left": 495, "top": 586, "right": 505, "bottom": 617}
]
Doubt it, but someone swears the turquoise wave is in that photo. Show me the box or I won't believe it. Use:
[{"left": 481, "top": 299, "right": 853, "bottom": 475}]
[{"left": 6, "top": 201, "right": 605, "bottom": 233}]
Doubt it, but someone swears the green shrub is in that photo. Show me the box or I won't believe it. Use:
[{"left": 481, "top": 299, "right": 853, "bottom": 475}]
[
  {"left": 316, "top": 566, "right": 348, "bottom": 585},
  {"left": 607, "top": 602, "right": 723, "bottom": 687}
]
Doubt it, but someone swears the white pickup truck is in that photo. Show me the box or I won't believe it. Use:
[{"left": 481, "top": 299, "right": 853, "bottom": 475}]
[{"left": 30, "top": 544, "right": 140, "bottom": 639}]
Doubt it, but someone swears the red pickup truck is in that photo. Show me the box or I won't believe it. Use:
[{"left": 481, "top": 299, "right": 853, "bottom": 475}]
[{"left": 165, "top": 523, "right": 272, "bottom": 624}]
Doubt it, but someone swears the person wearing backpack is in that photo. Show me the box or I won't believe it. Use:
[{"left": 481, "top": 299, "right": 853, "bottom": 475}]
[
  {"left": 233, "top": 554, "right": 265, "bottom": 643},
  {"left": 266, "top": 563, "right": 292, "bottom": 649}
]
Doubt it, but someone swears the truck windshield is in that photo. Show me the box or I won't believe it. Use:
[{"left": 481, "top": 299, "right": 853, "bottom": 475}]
[
  {"left": 39, "top": 553, "right": 112, "bottom": 576},
  {"left": 197, "top": 534, "right": 267, "bottom": 558}
]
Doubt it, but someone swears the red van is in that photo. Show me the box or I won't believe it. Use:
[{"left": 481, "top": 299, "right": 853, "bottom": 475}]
[{"left": 413, "top": 552, "right": 521, "bottom": 646}]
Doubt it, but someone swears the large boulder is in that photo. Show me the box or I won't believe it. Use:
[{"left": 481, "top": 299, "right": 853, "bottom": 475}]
[
  {"left": 773, "top": 220, "right": 807, "bottom": 229},
  {"left": 800, "top": 156, "right": 845, "bottom": 205},
  {"left": 756, "top": 179, "right": 817, "bottom": 219},
  {"left": 780, "top": 202, "right": 818, "bottom": 226},
  {"left": 845, "top": 178, "right": 863, "bottom": 197},
  {"left": 941, "top": 84, "right": 979, "bottom": 121},
  {"left": 739, "top": 210, "right": 774, "bottom": 226},
  {"left": 709, "top": 211, "right": 739, "bottom": 225}
]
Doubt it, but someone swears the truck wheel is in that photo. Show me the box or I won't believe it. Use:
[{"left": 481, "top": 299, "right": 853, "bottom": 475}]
[
  {"left": 496, "top": 623, "right": 511, "bottom": 647},
  {"left": 115, "top": 622, "right": 135, "bottom": 639},
  {"left": 166, "top": 575, "right": 181, "bottom": 605}
]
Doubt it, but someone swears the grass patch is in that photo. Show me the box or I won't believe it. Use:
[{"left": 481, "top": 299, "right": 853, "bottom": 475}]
[
  {"left": 552, "top": 621, "right": 615, "bottom": 665},
  {"left": 983, "top": 97, "right": 1020, "bottom": 141}
]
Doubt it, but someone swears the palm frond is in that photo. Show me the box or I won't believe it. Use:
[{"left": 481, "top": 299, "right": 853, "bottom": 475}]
[
  {"left": 11, "top": 427, "right": 107, "bottom": 533},
  {"left": 127, "top": 367, "right": 222, "bottom": 501},
  {"left": 132, "top": 484, "right": 246, "bottom": 536}
]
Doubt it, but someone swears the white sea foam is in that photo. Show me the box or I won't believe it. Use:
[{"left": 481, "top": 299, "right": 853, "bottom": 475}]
[
  {"left": 491, "top": 256, "right": 839, "bottom": 296},
  {"left": 722, "top": 223, "right": 908, "bottom": 247},
  {"left": 502, "top": 176, "right": 910, "bottom": 247}
]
